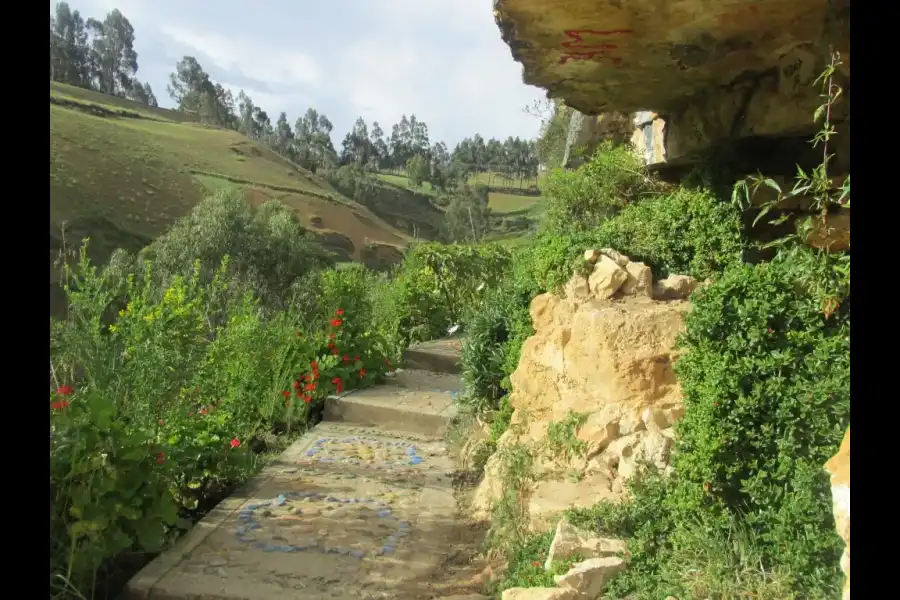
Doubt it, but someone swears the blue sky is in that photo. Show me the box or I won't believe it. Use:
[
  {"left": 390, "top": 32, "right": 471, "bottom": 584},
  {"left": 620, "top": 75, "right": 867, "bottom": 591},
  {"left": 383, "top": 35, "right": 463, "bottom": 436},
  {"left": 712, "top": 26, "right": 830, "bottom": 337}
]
[{"left": 59, "top": 0, "right": 548, "bottom": 149}]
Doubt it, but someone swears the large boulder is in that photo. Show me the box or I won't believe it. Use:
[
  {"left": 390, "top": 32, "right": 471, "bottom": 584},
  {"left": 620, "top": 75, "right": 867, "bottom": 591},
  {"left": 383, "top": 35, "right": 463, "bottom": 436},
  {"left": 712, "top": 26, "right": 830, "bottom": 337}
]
[{"left": 472, "top": 249, "right": 690, "bottom": 527}]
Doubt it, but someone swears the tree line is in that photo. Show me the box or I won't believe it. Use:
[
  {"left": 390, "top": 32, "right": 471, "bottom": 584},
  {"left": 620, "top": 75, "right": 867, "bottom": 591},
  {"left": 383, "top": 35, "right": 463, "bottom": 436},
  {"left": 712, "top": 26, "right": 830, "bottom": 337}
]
[
  {"left": 49, "top": 2, "right": 157, "bottom": 107},
  {"left": 50, "top": 2, "right": 541, "bottom": 191}
]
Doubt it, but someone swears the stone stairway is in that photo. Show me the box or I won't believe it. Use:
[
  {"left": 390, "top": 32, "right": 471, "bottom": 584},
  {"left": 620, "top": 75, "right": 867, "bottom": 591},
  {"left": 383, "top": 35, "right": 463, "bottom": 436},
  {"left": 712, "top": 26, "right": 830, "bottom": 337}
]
[{"left": 124, "top": 338, "right": 480, "bottom": 600}]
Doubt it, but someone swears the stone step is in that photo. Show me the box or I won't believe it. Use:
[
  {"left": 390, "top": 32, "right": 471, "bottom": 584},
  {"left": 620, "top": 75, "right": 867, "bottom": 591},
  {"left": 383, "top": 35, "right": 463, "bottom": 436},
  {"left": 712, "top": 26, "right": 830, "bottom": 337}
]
[
  {"left": 124, "top": 423, "right": 460, "bottom": 600},
  {"left": 402, "top": 336, "right": 464, "bottom": 375},
  {"left": 323, "top": 369, "right": 460, "bottom": 437}
]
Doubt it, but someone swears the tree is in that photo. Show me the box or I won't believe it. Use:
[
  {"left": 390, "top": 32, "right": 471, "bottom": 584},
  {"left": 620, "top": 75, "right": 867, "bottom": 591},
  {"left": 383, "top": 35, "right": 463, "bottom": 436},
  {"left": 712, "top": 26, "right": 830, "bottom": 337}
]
[
  {"left": 86, "top": 9, "right": 138, "bottom": 96},
  {"left": 442, "top": 184, "right": 492, "bottom": 243},
  {"left": 406, "top": 155, "right": 429, "bottom": 187},
  {"left": 273, "top": 112, "right": 294, "bottom": 158},
  {"left": 50, "top": 2, "right": 91, "bottom": 87},
  {"left": 370, "top": 122, "right": 388, "bottom": 170},
  {"left": 168, "top": 56, "right": 215, "bottom": 113},
  {"left": 128, "top": 80, "right": 157, "bottom": 107},
  {"left": 295, "top": 108, "right": 337, "bottom": 172},
  {"left": 340, "top": 117, "right": 373, "bottom": 168}
]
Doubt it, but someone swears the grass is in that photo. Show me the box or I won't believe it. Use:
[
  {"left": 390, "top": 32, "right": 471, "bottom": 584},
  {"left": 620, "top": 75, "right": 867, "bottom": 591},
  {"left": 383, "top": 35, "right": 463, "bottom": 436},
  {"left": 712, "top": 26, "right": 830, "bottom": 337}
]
[
  {"left": 377, "top": 172, "right": 438, "bottom": 196},
  {"left": 50, "top": 84, "right": 415, "bottom": 274},
  {"left": 487, "top": 192, "right": 542, "bottom": 214}
]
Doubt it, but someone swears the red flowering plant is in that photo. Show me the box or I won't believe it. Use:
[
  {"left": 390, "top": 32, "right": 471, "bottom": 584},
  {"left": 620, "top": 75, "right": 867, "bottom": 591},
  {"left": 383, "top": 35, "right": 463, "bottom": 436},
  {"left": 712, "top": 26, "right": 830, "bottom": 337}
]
[{"left": 153, "top": 384, "right": 253, "bottom": 512}]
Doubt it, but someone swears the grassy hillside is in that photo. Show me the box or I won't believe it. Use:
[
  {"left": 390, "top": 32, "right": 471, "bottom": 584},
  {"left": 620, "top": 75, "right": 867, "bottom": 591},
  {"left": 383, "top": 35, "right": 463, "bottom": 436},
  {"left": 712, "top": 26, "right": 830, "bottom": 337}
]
[{"left": 49, "top": 82, "right": 427, "bottom": 280}]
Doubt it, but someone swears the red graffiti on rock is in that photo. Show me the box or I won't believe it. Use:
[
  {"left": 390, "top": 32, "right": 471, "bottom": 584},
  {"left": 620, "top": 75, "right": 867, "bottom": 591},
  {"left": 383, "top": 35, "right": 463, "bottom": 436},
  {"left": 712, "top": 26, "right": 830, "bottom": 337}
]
[{"left": 559, "top": 29, "right": 633, "bottom": 65}]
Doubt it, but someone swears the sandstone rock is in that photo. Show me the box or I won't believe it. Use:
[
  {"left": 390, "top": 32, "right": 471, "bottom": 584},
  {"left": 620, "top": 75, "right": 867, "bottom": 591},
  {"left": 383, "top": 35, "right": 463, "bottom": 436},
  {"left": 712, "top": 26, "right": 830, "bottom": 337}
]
[
  {"left": 564, "top": 273, "right": 592, "bottom": 302},
  {"left": 653, "top": 274, "right": 700, "bottom": 300},
  {"left": 473, "top": 255, "right": 689, "bottom": 527},
  {"left": 587, "top": 256, "right": 628, "bottom": 299},
  {"left": 583, "top": 248, "right": 602, "bottom": 264},
  {"left": 528, "top": 475, "right": 619, "bottom": 531},
  {"left": 621, "top": 261, "right": 653, "bottom": 297},
  {"left": 544, "top": 519, "right": 626, "bottom": 570},
  {"left": 501, "top": 588, "right": 579, "bottom": 600},
  {"left": 825, "top": 426, "right": 850, "bottom": 600},
  {"left": 804, "top": 212, "right": 850, "bottom": 252},
  {"left": 554, "top": 556, "right": 627, "bottom": 598},
  {"left": 599, "top": 248, "right": 630, "bottom": 267},
  {"left": 433, "top": 595, "right": 490, "bottom": 600},
  {"left": 493, "top": 1, "right": 850, "bottom": 167}
]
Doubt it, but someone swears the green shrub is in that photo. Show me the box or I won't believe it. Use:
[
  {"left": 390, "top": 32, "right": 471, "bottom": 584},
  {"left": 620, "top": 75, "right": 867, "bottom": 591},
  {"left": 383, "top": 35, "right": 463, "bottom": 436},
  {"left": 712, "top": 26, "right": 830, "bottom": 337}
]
[
  {"left": 671, "top": 245, "right": 849, "bottom": 593},
  {"left": 569, "top": 247, "right": 849, "bottom": 599},
  {"left": 601, "top": 186, "right": 745, "bottom": 279},
  {"left": 386, "top": 242, "right": 511, "bottom": 347},
  {"left": 141, "top": 189, "right": 333, "bottom": 310},
  {"left": 543, "top": 140, "right": 658, "bottom": 232}
]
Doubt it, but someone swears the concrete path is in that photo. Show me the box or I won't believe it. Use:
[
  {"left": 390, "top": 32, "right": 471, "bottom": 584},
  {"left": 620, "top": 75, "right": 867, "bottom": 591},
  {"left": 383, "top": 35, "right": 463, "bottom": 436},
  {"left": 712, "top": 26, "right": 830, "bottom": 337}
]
[{"left": 125, "top": 341, "right": 483, "bottom": 600}]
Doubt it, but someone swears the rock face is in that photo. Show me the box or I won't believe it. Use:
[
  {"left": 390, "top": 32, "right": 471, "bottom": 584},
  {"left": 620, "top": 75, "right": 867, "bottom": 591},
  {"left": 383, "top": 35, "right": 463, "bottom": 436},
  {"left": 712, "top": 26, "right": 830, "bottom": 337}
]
[
  {"left": 544, "top": 519, "right": 625, "bottom": 570},
  {"left": 493, "top": 0, "right": 850, "bottom": 167},
  {"left": 562, "top": 110, "right": 634, "bottom": 168},
  {"left": 472, "top": 249, "right": 693, "bottom": 527},
  {"left": 825, "top": 427, "right": 850, "bottom": 600}
]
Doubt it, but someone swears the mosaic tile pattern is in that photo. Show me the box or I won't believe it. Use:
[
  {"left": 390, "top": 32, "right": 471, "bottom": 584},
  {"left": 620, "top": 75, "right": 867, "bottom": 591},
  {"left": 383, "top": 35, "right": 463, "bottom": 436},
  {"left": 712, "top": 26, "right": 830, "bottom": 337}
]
[
  {"left": 297, "top": 436, "right": 429, "bottom": 471},
  {"left": 234, "top": 491, "right": 409, "bottom": 558}
]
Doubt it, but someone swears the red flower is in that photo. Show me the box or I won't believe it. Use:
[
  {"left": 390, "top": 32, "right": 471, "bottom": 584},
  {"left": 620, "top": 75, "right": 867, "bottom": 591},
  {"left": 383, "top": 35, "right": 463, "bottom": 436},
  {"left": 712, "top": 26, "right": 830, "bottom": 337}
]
[
  {"left": 282, "top": 390, "right": 291, "bottom": 398},
  {"left": 767, "top": 327, "right": 774, "bottom": 334},
  {"left": 56, "top": 385, "right": 74, "bottom": 396},
  {"left": 310, "top": 361, "right": 319, "bottom": 372},
  {"left": 156, "top": 452, "right": 166, "bottom": 464},
  {"left": 343, "top": 355, "right": 350, "bottom": 363},
  {"left": 331, "top": 347, "right": 339, "bottom": 355},
  {"left": 336, "top": 308, "right": 344, "bottom": 316},
  {"left": 332, "top": 376, "right": 344, "bottom": 394},
  {"left": 354, "top": 356, "right": 360, "bottom": 362},
  {"left": 50, "top": 400, "right": 69, "bottom": 411},
  {"left": 304, "top": 395, "right": 312, "bottom": 404},
  {"left": 329, "top": 333, "right": 335, "bottom": 339},
  {"left": 188, "top": 412, "right": 194, "bottom": 417},
  {"left": 230, "top": 438, "right": 241, "bottom": 449},
  {"left": 331, "top": 318, "right": 343, "bottom": 327},
  {"left": 359, "top": 368, "right": 367, "bottom": 377},
  {"left": 200, "top": 408, "right": 208, "bottom": 416},
  {"left": 293, "top": 380, "right": 301, "bottom": 390},
  {"left": 158, "top": 419, "right": 165, "bottom": 425},
  {"left": 531, "top": 561, "right": 541, "bottom": 567},
  {"left": 328, "top": 342, "right": 335, "bottom": 349},
  {"left": 304, "top": 383, "right": 317, "bottom": 392}
]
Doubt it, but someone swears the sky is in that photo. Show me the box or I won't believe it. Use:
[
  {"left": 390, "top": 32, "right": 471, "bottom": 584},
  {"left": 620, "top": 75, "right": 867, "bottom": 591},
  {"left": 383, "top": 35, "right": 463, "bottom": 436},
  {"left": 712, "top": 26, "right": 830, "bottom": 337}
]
[{"left": 57, "top": 0, "right": 548, "bottom": 149}]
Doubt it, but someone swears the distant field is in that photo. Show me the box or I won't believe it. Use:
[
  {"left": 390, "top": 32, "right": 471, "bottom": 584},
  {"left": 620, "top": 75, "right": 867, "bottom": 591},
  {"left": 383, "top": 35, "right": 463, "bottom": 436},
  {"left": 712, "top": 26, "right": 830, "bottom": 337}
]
[
  {"left": 377, "top": 173, "right": 438, "bottom": 196},
  {"left": 377, "top": 171, "right": 544, "bottom": 215},
  {"left": 50, "top": 84, "right": 420, "bottom": 277},
  {"left": 468, "top": 170, "right": 539, "bottom": 190}
]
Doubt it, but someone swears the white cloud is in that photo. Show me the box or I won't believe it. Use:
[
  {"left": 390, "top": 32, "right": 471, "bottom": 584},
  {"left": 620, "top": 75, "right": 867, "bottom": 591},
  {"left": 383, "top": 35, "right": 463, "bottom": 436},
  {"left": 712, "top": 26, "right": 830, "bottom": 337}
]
[{"left": 160, "top": 24, "right": 321, "bottom": 88}]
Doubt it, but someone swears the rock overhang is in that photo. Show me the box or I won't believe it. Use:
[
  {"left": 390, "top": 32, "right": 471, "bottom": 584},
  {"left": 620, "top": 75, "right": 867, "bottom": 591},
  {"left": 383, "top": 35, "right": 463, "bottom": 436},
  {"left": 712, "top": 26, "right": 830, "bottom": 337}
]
[
  {"left": 494, "top": 0, "right": 851, "bottom": 165},
  {"left": 494, "top": 0, "right": 849, "bottom": 114}
]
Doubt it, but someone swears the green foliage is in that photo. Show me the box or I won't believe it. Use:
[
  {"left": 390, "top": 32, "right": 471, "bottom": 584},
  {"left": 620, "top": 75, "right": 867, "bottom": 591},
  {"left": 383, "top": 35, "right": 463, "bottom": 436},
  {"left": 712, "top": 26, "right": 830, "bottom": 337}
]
[
  {"left": 492, "top": 530, "right": 586, "bottom": 592},
  {"left": 671, "top": 246, "right": 848, "bottom": 592},
  {"left": 543, "top": 140, "right": 658, "bottom": 232},
  {"left": 50, "top": 229, "right": 390, "bottom": 598},
  {"left": 405, "top": 154, "right": 429, "bottom": 187},
  {"left": 544, "top": 411, "right": 589, "bottom": 463},
  {"left": 141, "top": 189, "right": 333, "bottom": 310},
  {"left": 384, "top": 242, "right": 511, "bottom": 346},
  {"left": 600, "top": 186, "right": 745, "bottom": 280},
  {"left": 441, "top": 183, "right": 493, "bottom": 243},
  {"left": 534, "top": 100, "right": 573, "bottom": 170}
]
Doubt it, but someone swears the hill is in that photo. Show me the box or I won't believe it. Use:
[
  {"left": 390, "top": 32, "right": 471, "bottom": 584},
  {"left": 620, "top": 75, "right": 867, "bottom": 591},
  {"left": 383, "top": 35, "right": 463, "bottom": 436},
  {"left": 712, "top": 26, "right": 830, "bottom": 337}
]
[{"left": 49, "top": 82, "right": 440, "bottom": 285}]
